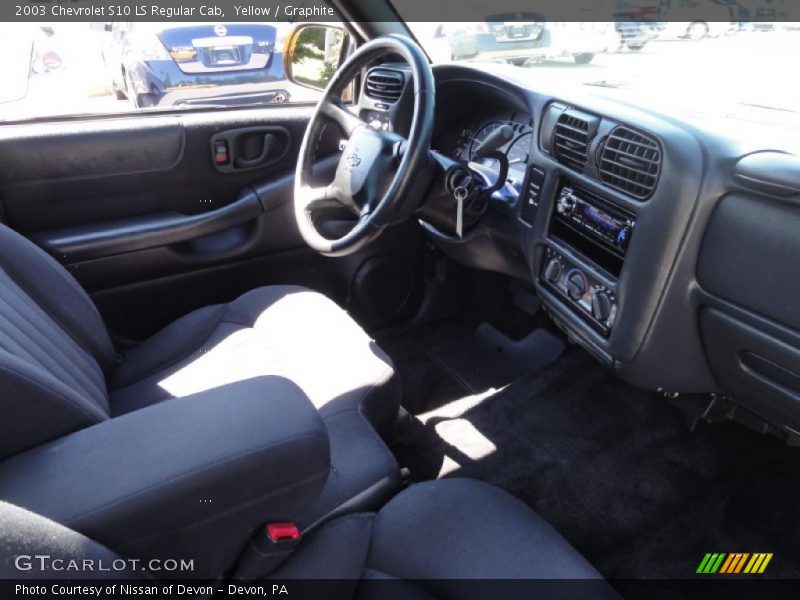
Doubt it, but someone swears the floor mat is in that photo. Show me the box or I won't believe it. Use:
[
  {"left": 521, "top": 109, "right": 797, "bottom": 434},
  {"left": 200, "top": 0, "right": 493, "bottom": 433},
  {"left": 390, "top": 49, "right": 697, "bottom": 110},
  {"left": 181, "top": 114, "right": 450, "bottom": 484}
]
[
  {"left": 427, "top": 324, "right": 565, "bottom": 393},
  {"left": 386, "top": 341, "right": 800, "bottom": 580}
]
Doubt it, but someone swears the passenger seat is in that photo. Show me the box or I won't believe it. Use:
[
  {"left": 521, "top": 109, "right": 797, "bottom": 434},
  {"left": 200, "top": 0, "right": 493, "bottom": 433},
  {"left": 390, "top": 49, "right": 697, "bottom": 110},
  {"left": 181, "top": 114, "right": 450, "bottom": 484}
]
[{"left": 1, "top": 479, "right": 617, "bottom": 598}]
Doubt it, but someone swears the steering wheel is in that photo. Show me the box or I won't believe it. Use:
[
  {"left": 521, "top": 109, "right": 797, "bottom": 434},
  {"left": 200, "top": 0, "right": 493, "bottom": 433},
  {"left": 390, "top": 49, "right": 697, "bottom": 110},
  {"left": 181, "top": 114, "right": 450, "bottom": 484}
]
[{"left": 294, "top": 35, "right": 435, "bottom": 257}]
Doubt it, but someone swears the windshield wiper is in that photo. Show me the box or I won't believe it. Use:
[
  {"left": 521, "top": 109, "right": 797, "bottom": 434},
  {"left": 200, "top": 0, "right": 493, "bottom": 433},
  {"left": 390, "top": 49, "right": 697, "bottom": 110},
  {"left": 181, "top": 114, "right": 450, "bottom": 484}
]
[
  {"left": 582, "top": 80, "right": 627, "bottom": 89},
  {"left": 737, "top": 102, "right": 796, "bottom": 114}
]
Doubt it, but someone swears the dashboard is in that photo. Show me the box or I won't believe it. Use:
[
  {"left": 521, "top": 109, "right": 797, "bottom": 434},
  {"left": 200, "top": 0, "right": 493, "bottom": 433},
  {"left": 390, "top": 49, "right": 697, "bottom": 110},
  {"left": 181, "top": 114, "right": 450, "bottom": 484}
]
[{"left": 362, "top": 62, "right": 800, "bottom": 436}]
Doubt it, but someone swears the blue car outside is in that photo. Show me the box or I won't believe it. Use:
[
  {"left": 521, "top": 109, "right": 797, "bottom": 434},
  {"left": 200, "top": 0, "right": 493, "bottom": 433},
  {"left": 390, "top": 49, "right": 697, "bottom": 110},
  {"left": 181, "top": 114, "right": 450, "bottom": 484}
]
[{"left": 105, "top": 23, "right": 291, "bottom": 108}]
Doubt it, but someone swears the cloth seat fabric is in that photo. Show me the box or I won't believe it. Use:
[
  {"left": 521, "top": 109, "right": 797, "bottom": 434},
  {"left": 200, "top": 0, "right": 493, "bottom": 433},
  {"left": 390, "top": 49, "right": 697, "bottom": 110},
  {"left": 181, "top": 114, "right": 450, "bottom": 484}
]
[
  {"left": 109, "top": 285, "right": 400, "bottom": 434},
  {"left": 0, "top": 478, "right": 617, "bottom": 600}
]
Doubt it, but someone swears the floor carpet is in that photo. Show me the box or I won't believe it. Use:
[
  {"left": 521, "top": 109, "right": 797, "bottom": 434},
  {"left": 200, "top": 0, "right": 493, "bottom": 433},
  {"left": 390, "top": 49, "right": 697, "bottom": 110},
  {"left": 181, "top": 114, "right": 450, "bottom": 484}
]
[
  {"left": 427, "top": 324, "right": 565, "bottom": 394},
  {"left": 381, "top": 325, "right": 800, "bottom": 580}
]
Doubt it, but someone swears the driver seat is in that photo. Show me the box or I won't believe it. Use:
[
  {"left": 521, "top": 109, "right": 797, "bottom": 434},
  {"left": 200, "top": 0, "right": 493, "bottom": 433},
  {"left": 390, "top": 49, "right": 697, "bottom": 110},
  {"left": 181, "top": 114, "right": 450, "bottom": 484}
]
[{"left": 0, "top": 222, "right": 401, "bottom": 523}]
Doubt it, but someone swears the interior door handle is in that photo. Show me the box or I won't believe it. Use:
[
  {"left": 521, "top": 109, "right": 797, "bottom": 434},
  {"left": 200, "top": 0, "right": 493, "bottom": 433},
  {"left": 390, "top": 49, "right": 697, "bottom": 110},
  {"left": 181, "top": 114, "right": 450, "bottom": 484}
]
[
  {"left": 210, "top": 126, "right": 290, "bottom": 174},
  {"left": 234, "top": 134, "right": 276, "bottom": 169}
]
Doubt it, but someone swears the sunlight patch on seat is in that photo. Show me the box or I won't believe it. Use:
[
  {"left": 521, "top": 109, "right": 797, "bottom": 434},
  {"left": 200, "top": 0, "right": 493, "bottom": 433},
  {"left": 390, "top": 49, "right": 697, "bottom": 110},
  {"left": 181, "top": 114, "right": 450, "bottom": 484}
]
[{"left": 157, "top": 328, "right": 281, "bottom": 397}]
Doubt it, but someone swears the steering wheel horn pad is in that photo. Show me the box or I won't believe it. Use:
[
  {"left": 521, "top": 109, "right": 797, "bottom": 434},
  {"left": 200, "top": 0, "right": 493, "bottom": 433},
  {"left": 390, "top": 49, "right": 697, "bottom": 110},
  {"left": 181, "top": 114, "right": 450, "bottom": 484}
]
[{"left": 334, "top": 127, "right": 404, "bottom": 216}]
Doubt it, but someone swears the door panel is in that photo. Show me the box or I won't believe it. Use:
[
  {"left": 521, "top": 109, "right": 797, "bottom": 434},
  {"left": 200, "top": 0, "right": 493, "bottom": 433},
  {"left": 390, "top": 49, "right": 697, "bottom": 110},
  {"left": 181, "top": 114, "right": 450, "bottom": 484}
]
[
  {"left": 0, "top": 118, "right": 184, "bottom": 183},
  {"left": 0, "top": 107, "right": 317, "bottom": 232},
  {"left": 0, "top": 108, "right": 425, "bottom": 340}
]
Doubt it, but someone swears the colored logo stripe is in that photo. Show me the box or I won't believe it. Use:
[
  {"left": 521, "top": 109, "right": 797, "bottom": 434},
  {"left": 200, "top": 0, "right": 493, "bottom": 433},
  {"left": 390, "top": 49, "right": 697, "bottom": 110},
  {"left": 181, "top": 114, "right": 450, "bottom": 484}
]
[
  {"left": 697, "top": 552, "right": 773, "bottom": 575},
  {"left": 719, "top": 554, "right": 736, "bottom": 573},
  {"left": 719, "top": 553, "right": 749, "bottom": 574},
  {"left": 697, "top": 553, "right": 726, "bottom": 574},
  {"left": 744, "top": 553, "right": 773, "bottom": 574}
]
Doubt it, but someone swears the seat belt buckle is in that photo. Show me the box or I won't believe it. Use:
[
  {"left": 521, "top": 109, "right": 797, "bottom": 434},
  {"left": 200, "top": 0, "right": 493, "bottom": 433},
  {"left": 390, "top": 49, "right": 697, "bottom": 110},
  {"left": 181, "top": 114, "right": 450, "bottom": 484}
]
[
  {"left": 233, "top": 522, "right": 302, "bottom": 579},
  {"left": 254, "top": 521, "right": 302, "bottom": 555},
  {"left": 266, "top": 522, "right": 301, "bottom": 545}
]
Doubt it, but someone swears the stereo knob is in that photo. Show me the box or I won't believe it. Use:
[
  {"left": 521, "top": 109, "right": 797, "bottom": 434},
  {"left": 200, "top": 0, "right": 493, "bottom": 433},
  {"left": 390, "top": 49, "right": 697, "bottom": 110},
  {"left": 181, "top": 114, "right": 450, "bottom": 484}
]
[
  {"left": 557, "top": 194, "right": 576, "bottom": 216},
  {"left": 591, "top": 290, "right": 613, "bottom": 322},
  {"left": 544, "top": 258, "right": 562, "bottom": 283},
  {"left": 566, "top": 270, "right": 587, "bottom": 301}
]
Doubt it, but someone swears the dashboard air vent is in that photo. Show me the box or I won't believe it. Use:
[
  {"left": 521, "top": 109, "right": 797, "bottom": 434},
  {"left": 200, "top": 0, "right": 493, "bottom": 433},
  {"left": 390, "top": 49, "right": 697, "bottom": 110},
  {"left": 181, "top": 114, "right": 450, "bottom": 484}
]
[
  {"left": 365, "top": 69, "right": 405, "bottom": 103},
  {"left": 553, "top": 111, "right": 592, "bottom": 171},
  {"left": 599, "top": 126, "right": 661, "bottom": 199}
]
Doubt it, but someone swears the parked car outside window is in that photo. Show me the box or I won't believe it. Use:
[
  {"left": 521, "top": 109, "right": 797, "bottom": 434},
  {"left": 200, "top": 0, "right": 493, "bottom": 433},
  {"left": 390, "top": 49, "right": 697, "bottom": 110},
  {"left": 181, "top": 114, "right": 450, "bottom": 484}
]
[{"left": 0, "top": 21, "right": 339, "bottom": 122}]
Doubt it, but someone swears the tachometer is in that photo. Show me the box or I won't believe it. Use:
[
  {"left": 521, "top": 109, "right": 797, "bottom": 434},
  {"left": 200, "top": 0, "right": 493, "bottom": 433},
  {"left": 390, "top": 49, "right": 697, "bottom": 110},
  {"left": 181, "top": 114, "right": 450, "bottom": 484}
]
[
  {"left": 506, "top": 132, "right": 533, "bottom": 184},
  {"left": 507, "top": 132, "right": 533, "bottom": 168}
]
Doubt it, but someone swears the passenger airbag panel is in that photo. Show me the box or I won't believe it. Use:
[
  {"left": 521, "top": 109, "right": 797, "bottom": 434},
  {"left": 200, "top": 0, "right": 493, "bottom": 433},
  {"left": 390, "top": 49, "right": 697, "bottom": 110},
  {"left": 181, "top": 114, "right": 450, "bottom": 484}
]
[{"left": 698, "top": 193, "right": 800, "bottom": 331}]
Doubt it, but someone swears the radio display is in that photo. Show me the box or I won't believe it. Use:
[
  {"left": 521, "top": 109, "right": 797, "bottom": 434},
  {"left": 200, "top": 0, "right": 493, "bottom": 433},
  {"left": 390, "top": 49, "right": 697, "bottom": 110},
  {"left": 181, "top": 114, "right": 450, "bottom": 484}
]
[
  {"left": 573, "top": 203, "right": 629, "bottom": 248},
  {"left": 554, "top": 184, "right": 635, "bottom": 261}
]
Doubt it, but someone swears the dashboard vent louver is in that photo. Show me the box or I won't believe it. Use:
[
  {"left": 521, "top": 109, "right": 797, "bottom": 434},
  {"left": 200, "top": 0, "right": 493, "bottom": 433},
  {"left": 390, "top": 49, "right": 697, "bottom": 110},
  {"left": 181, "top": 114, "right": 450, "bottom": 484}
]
[
  {"left": 599, "top": 126, "right": 661, "bottom": 199},
  {"left": 553, "top": 112, "right": 591, "bottom": 171},
  {"left": 365, "top": 69, "right": 405, "bottom": 103}
]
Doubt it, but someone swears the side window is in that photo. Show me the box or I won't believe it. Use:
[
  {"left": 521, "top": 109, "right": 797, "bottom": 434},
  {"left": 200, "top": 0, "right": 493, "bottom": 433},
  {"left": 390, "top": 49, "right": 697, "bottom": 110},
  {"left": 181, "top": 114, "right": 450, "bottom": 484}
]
[{"left": 0, "top": 21, "right": 347, "bottom": 122}]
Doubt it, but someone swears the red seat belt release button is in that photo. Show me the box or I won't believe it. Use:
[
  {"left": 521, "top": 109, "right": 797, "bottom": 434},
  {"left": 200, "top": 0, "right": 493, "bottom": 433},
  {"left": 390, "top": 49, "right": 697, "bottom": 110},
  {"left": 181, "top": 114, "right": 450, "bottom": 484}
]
[
  {"left": 267, "top": 522, "right": 301, "bottom": 543},
  {"left": 233, "top": 522, "right": 301, "bottom": 579}
]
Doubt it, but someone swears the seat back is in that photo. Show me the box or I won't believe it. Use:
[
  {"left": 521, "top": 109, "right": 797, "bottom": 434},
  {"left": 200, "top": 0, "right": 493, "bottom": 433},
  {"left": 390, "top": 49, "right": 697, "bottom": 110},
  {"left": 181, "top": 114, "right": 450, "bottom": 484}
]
[{"left": 0, "top": 224, "right": 115, "bottom": 459}]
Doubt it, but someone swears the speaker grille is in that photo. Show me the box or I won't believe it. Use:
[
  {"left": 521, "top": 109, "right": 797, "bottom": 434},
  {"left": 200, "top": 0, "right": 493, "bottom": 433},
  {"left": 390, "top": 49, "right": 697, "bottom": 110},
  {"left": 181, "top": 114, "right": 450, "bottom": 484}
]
[{"left": 351, "top": 255, "right": 413, "bottom": 319}]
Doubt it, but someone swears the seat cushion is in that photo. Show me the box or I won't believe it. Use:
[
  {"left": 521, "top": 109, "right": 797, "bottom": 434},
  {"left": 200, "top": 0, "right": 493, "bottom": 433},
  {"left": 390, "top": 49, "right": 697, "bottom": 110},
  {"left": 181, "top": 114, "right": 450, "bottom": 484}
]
[
  {"left": 297, "top": 409, "right": 400, "bottom": 530},
  {"left": 110, "top": 285, "right": 400, "bottom": 433},
  {"left": 270, "top": 479, "right": 618, "bottom": 599}
]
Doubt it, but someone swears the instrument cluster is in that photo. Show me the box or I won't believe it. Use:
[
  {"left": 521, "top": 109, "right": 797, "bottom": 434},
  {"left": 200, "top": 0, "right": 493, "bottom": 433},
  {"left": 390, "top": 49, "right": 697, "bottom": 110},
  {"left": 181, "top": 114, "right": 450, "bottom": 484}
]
[{"left": 446, "top": 115, "right": 535, "bottom": 187}]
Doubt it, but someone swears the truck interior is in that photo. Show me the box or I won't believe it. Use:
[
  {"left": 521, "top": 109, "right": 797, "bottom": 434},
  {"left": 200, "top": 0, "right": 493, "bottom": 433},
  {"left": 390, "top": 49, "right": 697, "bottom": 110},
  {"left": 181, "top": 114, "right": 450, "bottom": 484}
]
[{"left": 1, "top": 1, "right": 799, "bottom": 597}]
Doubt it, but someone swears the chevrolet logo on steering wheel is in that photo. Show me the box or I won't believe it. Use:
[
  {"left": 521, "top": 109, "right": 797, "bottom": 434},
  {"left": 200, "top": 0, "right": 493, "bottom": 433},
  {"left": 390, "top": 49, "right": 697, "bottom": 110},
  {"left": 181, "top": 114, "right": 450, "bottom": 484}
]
[{"left": 345, "top": 153, "right": 362, "bottom": 168}]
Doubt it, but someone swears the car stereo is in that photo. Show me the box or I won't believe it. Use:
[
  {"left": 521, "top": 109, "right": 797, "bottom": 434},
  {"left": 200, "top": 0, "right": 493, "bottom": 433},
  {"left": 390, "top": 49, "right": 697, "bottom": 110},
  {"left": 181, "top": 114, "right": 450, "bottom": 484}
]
[
  {"left": 548, "top": 182, "right": 636, "bottom": 277},
  {"left": 554, "top": 185, "right": 635, "bottom": 256}
]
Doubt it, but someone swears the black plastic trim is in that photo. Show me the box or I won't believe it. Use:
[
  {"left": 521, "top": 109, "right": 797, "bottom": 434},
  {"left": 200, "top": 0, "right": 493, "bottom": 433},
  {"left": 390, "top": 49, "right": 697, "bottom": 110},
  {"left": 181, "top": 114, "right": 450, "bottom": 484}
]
[{"left": 32, "top": 190, "right": 263, "bottom": 263}]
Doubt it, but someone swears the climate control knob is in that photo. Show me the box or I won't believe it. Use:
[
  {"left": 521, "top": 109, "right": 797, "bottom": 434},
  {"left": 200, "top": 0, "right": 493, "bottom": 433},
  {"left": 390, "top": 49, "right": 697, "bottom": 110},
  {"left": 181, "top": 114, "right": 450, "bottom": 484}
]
[
  {"left": 544, "top": 258, "right": 562, "bottom": 283},
  {"left": 591, "top": 290, "right": 613, "bottom": 322},
  {"left": 565, "top": 270, "right": 587, "bottom": 301}
]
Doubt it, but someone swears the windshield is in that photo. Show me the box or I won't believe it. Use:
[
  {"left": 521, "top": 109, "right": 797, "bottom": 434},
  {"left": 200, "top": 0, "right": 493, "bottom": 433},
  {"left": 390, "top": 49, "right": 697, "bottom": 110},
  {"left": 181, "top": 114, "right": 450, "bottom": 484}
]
[{"left": 401, "top": 17, "right": 800, "bottom": 131}]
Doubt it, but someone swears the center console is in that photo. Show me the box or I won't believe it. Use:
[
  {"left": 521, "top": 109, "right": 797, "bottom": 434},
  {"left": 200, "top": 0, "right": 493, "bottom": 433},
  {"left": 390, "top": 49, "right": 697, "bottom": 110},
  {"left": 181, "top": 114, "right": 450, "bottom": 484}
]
[
  {"left": 0, "top": 377, "right": 330, "bottom": 579},
  {"left": 541, "top": 181, "right": 636, "bottom": 336}
]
